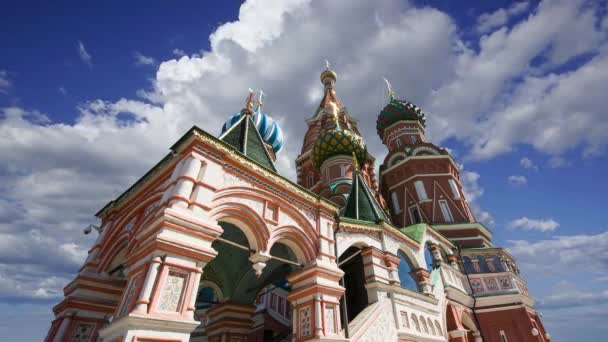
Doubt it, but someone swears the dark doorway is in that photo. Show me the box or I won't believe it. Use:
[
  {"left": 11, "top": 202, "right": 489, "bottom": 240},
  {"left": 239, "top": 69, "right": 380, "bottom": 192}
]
[{"left": 339, "top": 246, "right": 368, "bottom": 324}]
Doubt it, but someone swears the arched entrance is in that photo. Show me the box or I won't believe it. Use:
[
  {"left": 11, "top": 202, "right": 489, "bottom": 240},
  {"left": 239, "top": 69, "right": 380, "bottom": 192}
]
[
  {"left": 338, "top": 246, "right": 369, "bottom": 324},
  {"left": 191, "top": 222, "right": 301, "bottom": 342}
]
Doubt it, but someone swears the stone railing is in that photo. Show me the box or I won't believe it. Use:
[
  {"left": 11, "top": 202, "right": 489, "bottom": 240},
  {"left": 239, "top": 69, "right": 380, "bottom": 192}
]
[
  {"left": 440, "top": 264, "right": 471, "bottom": 294},
  {"left": 468, "top": 271, "right": 526, "bottom": 296}
]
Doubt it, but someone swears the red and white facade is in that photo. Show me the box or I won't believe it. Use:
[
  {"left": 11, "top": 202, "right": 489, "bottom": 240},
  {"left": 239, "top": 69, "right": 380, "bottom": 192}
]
[{"left": 46, "top": 68, "right": 548, "bottom": 342}]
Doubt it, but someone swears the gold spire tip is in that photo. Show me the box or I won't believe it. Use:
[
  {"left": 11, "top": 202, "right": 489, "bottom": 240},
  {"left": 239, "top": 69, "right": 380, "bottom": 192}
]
[
  {"left": 383, "top": 77, "right": 395, "bottom": 100},
  {"left": 245, "top": 88, "right": 254, "bottom": 112},
  {"left": 256, "top": 90, "right": 264, "bottom": 110}
]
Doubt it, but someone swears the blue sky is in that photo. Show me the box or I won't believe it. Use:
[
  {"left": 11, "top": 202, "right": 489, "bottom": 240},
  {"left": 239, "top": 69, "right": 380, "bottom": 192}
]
[{"left": 1, "top": 1, "right": 607, "bottom": 341}]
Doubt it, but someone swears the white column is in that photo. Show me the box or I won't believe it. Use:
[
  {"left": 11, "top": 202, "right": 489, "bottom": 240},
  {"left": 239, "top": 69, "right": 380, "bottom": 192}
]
[
  {"left": 186, "top": 264, "right": 204, "bottom": 319},
  {"left": 314, "top": 295, "right": 322, "bottom": 336},
  {"left": 171, "top": 157, "right": 202, "bottom": 208},
  {"left": 133, "top": 257, "right": 162, "bottom": 313},
  {"left": 52, "top": 313, "right": 73, "bottom": 342}
]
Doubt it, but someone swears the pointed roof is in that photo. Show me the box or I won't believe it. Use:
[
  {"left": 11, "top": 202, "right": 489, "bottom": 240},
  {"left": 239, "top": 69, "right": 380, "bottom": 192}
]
[
  {"left": 220, "top": 114, "right": 277, "bottom": 172},
  {"left": 342, "top": 171, "right": 388, "bottom": 223}
]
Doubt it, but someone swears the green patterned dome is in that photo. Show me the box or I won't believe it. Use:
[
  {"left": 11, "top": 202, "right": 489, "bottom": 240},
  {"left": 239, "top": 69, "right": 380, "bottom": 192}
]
[
  {"left": 312, "top": 128, "right": 367, "bottom": 169},
  {"left": 376, "top": 99, "right": 426, "bottom": 139}
]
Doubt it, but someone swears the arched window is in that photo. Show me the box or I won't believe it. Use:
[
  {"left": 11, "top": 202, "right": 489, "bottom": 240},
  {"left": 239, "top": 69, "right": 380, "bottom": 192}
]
[
  {"left": 435, "top": 320, "right": 443, "bottom": 336},
  {"left": 428, "top": 318, "right": 435, "bottom": 335},
  {"left": 397, "top": 251, "right": 419, "bottom": 292},
  {"left": 420, "top": 315, "right": 428, "bottom": 333},
  {"left": 424, "top": 244, "right": 434, "bottom": 271},
  {"left": 411, "top": 314, "right": 420, "bottom": 332}
]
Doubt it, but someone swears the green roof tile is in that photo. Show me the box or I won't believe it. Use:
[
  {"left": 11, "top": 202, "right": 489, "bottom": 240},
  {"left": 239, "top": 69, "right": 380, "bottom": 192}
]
[
  {"left": 342, "top": 172, "right": 387, "bottom": 223},
  {"left": 220, "top": 114, "right": 276, "bottom": 172}
]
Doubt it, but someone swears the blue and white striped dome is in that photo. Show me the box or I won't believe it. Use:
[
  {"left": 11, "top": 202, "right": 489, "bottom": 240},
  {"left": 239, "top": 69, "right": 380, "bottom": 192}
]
[{"left": 221, "top": 110, "right": 284, "bottom": 153}]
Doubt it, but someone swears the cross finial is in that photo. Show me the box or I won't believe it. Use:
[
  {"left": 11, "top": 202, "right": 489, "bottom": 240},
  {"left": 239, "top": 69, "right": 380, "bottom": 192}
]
[
  {"left": 383, "top": 77, "right": 395, "bottom": 100},
  {"left": 245, "top": 88, "right": 254, "bottom": 111},
  {"left": 256, "top": 90, "right": 264, "bottom": 110},
  {"left": 325, "top": 59, "right": 330, "bottom": 70}
]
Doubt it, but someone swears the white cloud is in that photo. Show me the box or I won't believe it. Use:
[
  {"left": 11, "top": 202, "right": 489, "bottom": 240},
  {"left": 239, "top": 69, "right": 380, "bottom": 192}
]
[
  {"left": 507, "top": 174, "right": 527, "bottom": 186},
  {"left": 508, "top": 216, "right": 559, "bottom": 232},
  {"left": 520, "top": 157, "right": 538, "bottom": 170},
  {"left": 508, "top": 231, "right": 608, "bottom": 277},
  {"left": 460, "top": 169, "right": 494, "bottom": 226},
  {"left": 76, "top": 40, "right": 92, "bottom": 67},
  {"left": 476, "top": 1, "right": 529, "bottom": 34},
  {"left": 172, "top": 48, "right": 186, "bottom": 57},
  {"left": 58, "top": 86, "right": 66, "bottom": 95},
  {"left": 0, "top": 70, "right": 11, "bottom": 94},
  {"left": 428, "top": 0, "right": 608, "bottom": 161},
  {"left": 133, "top": 51, "right": 156, "bottom": 66},
  {"left": 1, "top": 0, "right": 607, "bottom": 307}
]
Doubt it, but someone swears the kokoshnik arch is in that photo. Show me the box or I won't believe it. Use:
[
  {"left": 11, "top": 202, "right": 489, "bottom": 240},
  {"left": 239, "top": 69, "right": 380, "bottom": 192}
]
[{"left": 45, "top": 67, "right": 549, "bottom": 342}]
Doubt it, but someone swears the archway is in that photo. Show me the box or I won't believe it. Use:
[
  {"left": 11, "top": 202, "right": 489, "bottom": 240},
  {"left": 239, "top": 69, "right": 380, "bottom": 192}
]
[
  {"left": 191, "top": 221, "right": 302, "bottom": 342},
  {"left": 339, "top": 246, "right": 369, "bottom": 324}
]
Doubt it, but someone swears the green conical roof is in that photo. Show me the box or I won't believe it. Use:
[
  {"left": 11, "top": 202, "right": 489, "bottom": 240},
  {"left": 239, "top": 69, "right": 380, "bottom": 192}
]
[
  {"left": 342, "top": 171, "right": 387, "bottom": 223},
  {"left": 220, "top": 114, "right": 277, "bottom": 172}
]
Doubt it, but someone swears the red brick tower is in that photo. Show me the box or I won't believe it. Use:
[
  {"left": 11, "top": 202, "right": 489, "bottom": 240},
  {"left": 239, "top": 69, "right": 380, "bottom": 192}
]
[
  {"left": 296, "top": 68, "right": 384, "bottom": 207},
  {"left": 376, "top": 84, "right": 490, "bottom": 247}
]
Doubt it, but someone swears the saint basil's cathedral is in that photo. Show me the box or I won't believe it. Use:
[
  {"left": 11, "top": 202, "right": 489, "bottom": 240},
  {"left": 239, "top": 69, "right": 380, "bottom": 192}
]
[{"left": 46, "top": 67, "right": 549, "bottom": 342}]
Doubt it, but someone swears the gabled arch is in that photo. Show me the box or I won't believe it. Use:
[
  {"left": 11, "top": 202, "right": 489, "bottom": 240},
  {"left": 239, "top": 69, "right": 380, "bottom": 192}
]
[
  {"left": 212, "top": 186, "right": 318, "bottom": 244},
  {"left": 268, "top": 225, "right": 317, "bottom": 264},
  {"left": 211, "top": 203, "right": 270, "bottom": 251}
]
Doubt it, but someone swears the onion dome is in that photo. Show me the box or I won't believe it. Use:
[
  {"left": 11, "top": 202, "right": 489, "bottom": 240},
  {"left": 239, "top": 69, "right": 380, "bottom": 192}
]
[
  {"left": 221, "top": 108, "right": 284, "bottom": 153},
  {"left": 312, "top": 103, "right": 366, "bottom": 169},
  {"left": 376, "top": 98, "right": 426, "bottom": 139}
]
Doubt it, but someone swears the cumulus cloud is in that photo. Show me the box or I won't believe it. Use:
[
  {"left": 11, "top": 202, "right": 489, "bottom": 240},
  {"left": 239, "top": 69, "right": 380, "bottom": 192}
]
[
  {"left": 507, "top": 175, "right": 527, "bottom": 186},
  {"left": 460, "top": 169, "right": 494, "bottom": 226},
  {"left": 508, "top": 217, "right": 559, "bottom": 232},
  {"left": 133, "top": 51, "right": 156, "bottom": 66},
  {"left": 172, "top": 48, "right": 186, "bottom": 57},
  {"left": 476, "top": 1, "right": 529, "bottom": 34},
  {"left": 76, "top": 40, "right": 92, "bottom": 67},
  {"left": 0, "top": 70, "right": 11, "bottom": 94},
  {"left": 1, "top": 0, "right": 607, "bottom": 306},
  {"left": 520, "top": 157, "right": 538, "bottom": 170},
  {"left": 507, "top": 231, "right": 608, "bottom": 276}
]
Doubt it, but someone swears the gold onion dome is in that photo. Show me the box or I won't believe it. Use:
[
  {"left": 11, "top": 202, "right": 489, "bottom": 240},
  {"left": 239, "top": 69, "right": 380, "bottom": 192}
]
[{"left": 312, "top": 103, "right": 366, "bottom": 170}]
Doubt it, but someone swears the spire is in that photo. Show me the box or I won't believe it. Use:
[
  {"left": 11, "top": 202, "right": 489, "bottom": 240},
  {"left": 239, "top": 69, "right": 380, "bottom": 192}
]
[
  {"left": 319, "top": 61, "right": 342, "bottom": 108},
  {"left": 383, "top": 77, "right": 395, "bottom": 100},
  {"left": 242, "top": 88, "right": 254, "bottom": 115},
  {"left": 256, "top": 90, "right": 264, "bottom": 111}
]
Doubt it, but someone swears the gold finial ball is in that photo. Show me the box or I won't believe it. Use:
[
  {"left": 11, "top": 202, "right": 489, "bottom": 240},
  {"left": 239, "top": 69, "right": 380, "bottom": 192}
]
[{"left": 320, "top": 69, "right": 337, "bottom": 84}]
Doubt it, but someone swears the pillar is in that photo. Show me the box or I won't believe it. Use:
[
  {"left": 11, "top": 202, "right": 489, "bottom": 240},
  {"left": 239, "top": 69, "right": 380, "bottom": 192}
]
[
  {"left": 414, "top": 268, "right": 433, "bottom": 295},
  {"left": 287, "top": 263, "right": 345, "bottom": 341}
]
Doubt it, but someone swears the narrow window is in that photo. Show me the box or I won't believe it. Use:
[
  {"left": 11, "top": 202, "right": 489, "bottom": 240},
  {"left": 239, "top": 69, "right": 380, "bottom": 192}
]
[
  {"left": 410, "top": 135, "right": 417, "bottom": 144},
  {"left": 500, "top": 330, "right": 509, "bottom": 342},
  {"left": 414, "top": 180, "right": 428, "bottom": 201},
  {"left": 307, "top": 174, "right": 314, "bottom": 187},
  {"left": 409, "top": 206, "right": 422, "bottom": 224},
  {"left": 439, "top": 200, "right": 454, "bottom": 222},
  {"left": 448, "top": 179, "right": 461, "bottom": 199},
  {"left": 391, "top": 191, "right": 402, "bottom": 214},
  {"left": 395, "top": 138, "right": 402, "bottom": 148},
  {"left": 340, "top": 164, "right": 346, "bottom": 177}
]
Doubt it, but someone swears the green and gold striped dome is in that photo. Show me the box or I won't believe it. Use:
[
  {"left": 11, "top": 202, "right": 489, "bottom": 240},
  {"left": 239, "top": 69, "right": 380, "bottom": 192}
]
[{"left": 312, "top": 128, "right": 367, "bottom": 170}]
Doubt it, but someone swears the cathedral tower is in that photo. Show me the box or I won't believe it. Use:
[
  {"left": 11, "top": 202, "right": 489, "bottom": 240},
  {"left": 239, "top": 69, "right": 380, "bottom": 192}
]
[
  {"left": 376, "top": 86, "right": 490, "bottom": 247},
  {"left": 296, "top": 67, "right": 382, "bottom": 207}
]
